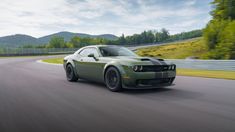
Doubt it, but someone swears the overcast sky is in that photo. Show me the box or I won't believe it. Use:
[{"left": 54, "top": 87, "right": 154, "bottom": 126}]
[{"left": 0, "top": 0, "right": 212, "bottom": 37}]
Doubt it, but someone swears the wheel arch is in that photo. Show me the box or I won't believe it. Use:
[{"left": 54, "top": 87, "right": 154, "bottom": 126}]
[
  {"left": 103, "top": 62, "right": 125, "bottom": 81},
  {"left": 66, "top": 59, "right": 75, "bottom": 67},
  {"left": 65, "top": 59, "right": 78, "bottom": 77}
]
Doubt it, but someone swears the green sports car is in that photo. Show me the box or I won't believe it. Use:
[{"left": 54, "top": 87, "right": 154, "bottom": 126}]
[{"left": 63, "top": 45, "right": 176, "bottom": 92}]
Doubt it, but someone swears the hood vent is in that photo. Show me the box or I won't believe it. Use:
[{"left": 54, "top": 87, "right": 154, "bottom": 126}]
[
  {"left": 139, "top": 58, "right": 164, "bottom": 61},
  {"left": 140, "top": 58, "right": 150, "bottom": 61},
  {"left": 157, "top": 59, "right": 164, "bottom": 61}
]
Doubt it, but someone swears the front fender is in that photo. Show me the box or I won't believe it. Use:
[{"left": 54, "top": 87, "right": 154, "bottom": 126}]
[
  {"left": 66, "top": 59, "right": 80, "bottom": 77},
  {"left": 64, "top": 54, "right": 76, "bottom": 68},
  {"left": 67, "top": 59, "right": 76, "bottom": 67},
  {"left": 103, "top": 61, "right": 127, "bottom": 79}
]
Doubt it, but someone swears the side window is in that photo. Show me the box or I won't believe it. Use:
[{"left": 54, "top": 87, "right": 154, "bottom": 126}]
[
  {"left": 79, "top": 48, "right": 99, "bottom": 57},
  {"left": 89, "top": 48, "right": 99, "bottom": 57},
  {"left": 79, "top": 48, "right": 90, "bottom": 56}
]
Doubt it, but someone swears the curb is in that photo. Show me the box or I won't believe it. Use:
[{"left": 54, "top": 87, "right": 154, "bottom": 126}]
[{"left": 36, "top": 60, "right": 63, "bottom": 66}]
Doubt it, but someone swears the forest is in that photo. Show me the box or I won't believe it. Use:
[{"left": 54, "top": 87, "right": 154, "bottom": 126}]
[
  {"left": 22, "top": 29, "right": 202, "bottom": 49},
  {"left": 203, "top": 0, "right": 235, "bottom": 59}
]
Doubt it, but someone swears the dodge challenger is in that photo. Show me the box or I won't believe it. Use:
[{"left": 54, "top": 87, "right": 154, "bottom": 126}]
[{"left": 63, "top": 45, "right": 176, "bottom": 92}]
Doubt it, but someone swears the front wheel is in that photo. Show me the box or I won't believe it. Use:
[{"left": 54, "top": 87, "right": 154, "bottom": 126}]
[
  {"left": 105, "top": 67, "right": 122, "bottom": 92},
  {"left": 66, "top": 64, "right": 78, "bottom": 82}
]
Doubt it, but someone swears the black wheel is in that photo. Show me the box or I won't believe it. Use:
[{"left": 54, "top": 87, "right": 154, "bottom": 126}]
[
  {"left": 105, "top": 67, "right": 122, "bottom": 92},
  {"left": 66, "top": 64, "right": 78, "bottom": 82}
]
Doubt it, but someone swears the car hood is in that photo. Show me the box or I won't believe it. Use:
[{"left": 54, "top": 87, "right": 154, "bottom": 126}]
[{"left": 105, "top": 56, "right": 167, "bottom": 65}]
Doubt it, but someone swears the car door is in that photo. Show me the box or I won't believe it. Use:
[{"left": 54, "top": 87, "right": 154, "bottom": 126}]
[{"left": 75, "top": 48, "right": 105, "bottom": 82}]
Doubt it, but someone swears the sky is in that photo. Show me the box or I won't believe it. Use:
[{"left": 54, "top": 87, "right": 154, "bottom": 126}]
[{"left": 0, "top": 0, "right": 212, "bottom": 37}]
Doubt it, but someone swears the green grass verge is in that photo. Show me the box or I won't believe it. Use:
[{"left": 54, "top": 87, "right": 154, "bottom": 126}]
[
  {"left": 42, "top": 58, "right": 63, "bottom": 64},
  {"left": 136, "top": 37, "right": 209, "bottom": 59},
  {"left": 41, "top": 57, "right": 235, "bottom": 80},
  {"left": 177, "top": 68, "right": 235, "bottom": 80}
]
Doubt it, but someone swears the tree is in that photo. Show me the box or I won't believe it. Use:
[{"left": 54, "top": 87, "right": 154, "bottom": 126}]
[
  {"left": 118, "top": 34, "right": 126, "bottom": 45},
  {"left": 70, "top": 36, "right": 81, "bottom": 48},
  {"left": 203, "top": 20, "right": 228, "bottom": 49},
  {"left": 211, "top": 0, "right": 235, "bottom": 20},
  {"left": 47, "top": 36, "right": 66, "bottom": 48},
  {"left": 203, "top": 0, "right": 235, "bottom": 59},
  {"left": 215, "top": 20, "right": 235, "bottom": 59},
  {"left": 169, "top": 30, "right": 202, "bottom": 41},
  {"left": 155, "top": 31, "right": 161, "bottom": 42},
  {"left": 140, "top": 31, "right": 147, "bottom": 43},
  {"left": 160, "top": 28, "right": 169, "bottom": 41},
  {"left": 146, "top": 30, "right": 155, "bottom": 43}
]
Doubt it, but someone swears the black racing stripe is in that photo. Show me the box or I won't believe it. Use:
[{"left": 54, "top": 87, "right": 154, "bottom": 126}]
[
  {"left": 149, "top": 58, "right": 162, "bottom": 78},
  {"left": 149, "top": 58, "right": 161, "bottom": 65},
  {"left": 158, "top": 61, "right": 168, "bottom": 78},
  {"left": 159, "top": 61, "right": 167, "bottom": 65},
  {"left": 148, "top": 58, "right": 154, "bottom": 65}
]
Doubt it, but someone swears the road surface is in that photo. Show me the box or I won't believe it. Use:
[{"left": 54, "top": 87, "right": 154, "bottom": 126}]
[{"left": 0, "top": 56, "right": 235, "bottom": 132}]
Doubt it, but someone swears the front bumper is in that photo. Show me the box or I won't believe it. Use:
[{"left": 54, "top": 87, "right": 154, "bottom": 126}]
[{"left": 121, "top": 68, "right": 176, "bottom": 89}]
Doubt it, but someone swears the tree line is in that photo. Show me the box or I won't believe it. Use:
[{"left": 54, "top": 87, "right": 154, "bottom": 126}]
[
  {"left": 22, "top": 29, "right": 202, "bottom": 49},
  {"left": 203, "top": 0, "right": 235, "bottom": 59}
]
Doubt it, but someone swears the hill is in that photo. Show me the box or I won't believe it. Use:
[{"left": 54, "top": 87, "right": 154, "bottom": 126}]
[
  {"left": 38, "top": 31, "right": 118, "bottom": 44},
  {"left": 136, "top": 37, "right": 209, "bottom": 59},
  {"left": 0, "top": 32, "right": 118, "bottom": 47},
  {"left": 0, "top": 34, "right": 39, "bottom": 47}
]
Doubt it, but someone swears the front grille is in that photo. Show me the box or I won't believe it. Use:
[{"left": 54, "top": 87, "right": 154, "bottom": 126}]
[
  {"left": 141, "top": 65, "right": 175, "bottom": 72},
  {"left": 137, "top": 78, "right": 175, "bottom": 86}
]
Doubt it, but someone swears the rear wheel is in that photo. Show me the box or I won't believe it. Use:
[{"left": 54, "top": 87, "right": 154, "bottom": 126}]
[
  {"left": 66, "top": 64, "right": 78, "bottom": 82},
  {"left": 105, "top": 67, "right": 122, "bottom": 92}
]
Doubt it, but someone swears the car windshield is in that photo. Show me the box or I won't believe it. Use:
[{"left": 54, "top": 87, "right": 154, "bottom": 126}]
[{"left": 99, "top": 46, "right": 138, "bottom": 57}]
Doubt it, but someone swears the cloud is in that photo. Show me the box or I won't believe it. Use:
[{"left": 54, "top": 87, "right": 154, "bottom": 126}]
[{"left": 0, "top": 0, "right": 212, "bottom": 37}]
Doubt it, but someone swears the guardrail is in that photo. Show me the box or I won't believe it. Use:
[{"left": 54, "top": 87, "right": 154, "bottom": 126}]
[
  {"left": 166, "top": 59, "right": 235, "bottom": 71},
  {"left": 0, "top": 48, "right": 78, "bottom": 56}
]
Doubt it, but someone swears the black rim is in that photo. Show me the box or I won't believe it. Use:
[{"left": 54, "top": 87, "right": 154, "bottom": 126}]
[
  {"left": 66, "top": 66, "right": 73, "bottom": 80},
  {"left": 106, "top": 70, "right": 118, "bottom": 88}
]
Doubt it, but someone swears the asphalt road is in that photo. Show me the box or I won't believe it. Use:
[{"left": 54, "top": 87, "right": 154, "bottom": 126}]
[{"left": 1, "top": 56, "right": 235, "bottom": 132}]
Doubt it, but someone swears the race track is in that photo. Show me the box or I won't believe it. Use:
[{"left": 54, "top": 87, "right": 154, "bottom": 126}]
[{"left": 0, "top": 56, "right": 235, "bottom": 132}]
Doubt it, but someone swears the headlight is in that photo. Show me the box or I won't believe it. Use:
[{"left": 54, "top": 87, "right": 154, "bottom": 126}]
[
  {"left": 169, "top": 65, "right": 176, "bottom": 70},
  {"left": 168, "top": 65, "right": 176, "bottom": 70},
  {"left": 133, "top": 65, "right": 143, "bottom": 72},
  {"left": 168, "top": 65, "right": 172, "bottom": 70},
  {"left": 172, "top": 65, "right": 176, "bottom": 70}
]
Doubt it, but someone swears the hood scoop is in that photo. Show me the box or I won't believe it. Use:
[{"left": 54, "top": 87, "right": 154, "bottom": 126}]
[
  {"left": 156, "top": 58, "right": 164, "bottom": 61},
  {"left": 140, "top": 58, "right": 150, "bottom": 61},
  {"left": 139, "top": 58, "right": 164, "bottom": 61}
]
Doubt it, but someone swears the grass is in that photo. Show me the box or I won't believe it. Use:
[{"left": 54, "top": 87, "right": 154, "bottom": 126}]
[
  {"left": 42, "top": 57, "right": 63, "bottom": 64},
  {"left": 136, "top": 37, "right": 209, "bottom": 59},
  {"left": 177, "top": 68, "right": 235, "bottom": 80},
  {"left": 135, "top": 38, "right": 235, "bottom": 79}
]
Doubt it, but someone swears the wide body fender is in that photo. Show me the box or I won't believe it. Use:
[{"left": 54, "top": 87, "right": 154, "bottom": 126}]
[{"left": 102, "top": 61, "right": 126, "bottom": 81}]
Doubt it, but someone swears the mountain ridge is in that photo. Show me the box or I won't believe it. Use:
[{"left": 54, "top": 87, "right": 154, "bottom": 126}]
[{"left": 0, "top": 31, "right": 118, "bottom": 47}]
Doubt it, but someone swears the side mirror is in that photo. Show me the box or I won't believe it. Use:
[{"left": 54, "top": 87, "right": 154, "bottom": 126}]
[
  {"left": 88, "top": 53, "right": 98, "bottom": 61},
  {"left": 88, "top": 53, "right": 95, "bottom": 58}
]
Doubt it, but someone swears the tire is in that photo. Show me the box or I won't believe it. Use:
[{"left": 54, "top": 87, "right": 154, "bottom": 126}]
[
  {"left": 66, "top": 64, "right": 78, "bottom": 82},
  {"left": 105, "top": 67, "right": 122, "bottom": 92}
]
